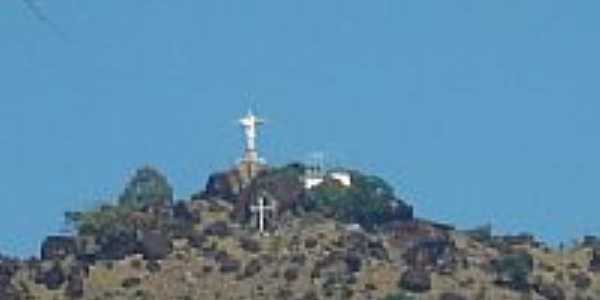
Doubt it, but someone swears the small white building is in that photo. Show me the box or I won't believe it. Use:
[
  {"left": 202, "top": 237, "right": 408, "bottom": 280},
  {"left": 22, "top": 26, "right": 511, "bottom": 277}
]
[
  {"left": 304, "top": 177, "right": 325, "bottom": 190},
  {"left": 329, "top": 171, "right": 352, "bottom": 187},
  {"left": 304, "top": 169, "right": 352, "bottom": 190}
]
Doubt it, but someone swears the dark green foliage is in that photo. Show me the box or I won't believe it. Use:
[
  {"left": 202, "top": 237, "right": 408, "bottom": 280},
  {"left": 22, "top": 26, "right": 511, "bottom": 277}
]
[
  {"left": 493, "top": 251, "right": 533, "bottom": 291},
  {"left": 65, "top": 166, "right": 173, "bottom": 237},
  {"left": 399, "top": 269, "right": 432, "bottom": 293},
  {"left": 307, "top": 170, "right": 409, "bottom": 230},
  {"left": 381, "top": 292, "right": 416, "bottom": 300},
  {"left": 65, "top": 204, "right": 132, "bottom": 237},
  {"left": 121, "top": 277, "right": 141, "bottom": 289},
  {"left": 64, "top": 166, "right": 176, "bottom": 260},
  {"left": 118, "top": 166, "right": 173, "bottom": 208}
]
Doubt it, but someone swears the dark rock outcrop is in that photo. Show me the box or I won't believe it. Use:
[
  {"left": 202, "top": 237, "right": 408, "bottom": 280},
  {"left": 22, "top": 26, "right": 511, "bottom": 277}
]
[
  {"left": 173, "top": 201, "right": 200, "bottom": 224},
  {"left": 200, "top": 171, "right": 243, "bottom": 201},
  {"left": 404, "top": 238, "right": 456, "bottom": 272},
  {"left": 534, "top": 282, "right": 566, "bottom": 300},
  {"left": 41, "top": 236, "right": 78, "bottom": 260},
  {"left": 96, "top": 230, "right": 139, "bottom": 260},
  {"left": 35, "top": 263, "right": 66, "bottom": 290},
  {"left": 239, "top": 237, "right": 261, "bottom": 253},
  {"left": 121, "top": 277, "right": 142, "bottom": 289},
  {"left": 571, "top": 272, "right": 592, "bottom": 289},
  {"left": 65, "top": 271, "right": 84, "bottom": 299},
  {"left": 439, "top": 292, "right": 467, "bottom": 300},
  {"left": 219, "top": 257, "right": 241, "bottom": 274},
  {"left": 589, "top": 247, "right": 600, "bottom": 272},
  {"left": 0, "top": 256, "right": 20, "bottom": 299},
  {"left": 344, "top": 253, "right": 362, "bottom": 273},
  {"left": 399, "top": 269, "right": 432, "bottom": 293},
  {"left": 204, "top": 221, "right": 231, "bottom": 238},
  {"left": 140, "top": 231, "right": 171, "bottom": 260},
  {"left": 243, "top": 259, "right": 262, "bottom": 278}
]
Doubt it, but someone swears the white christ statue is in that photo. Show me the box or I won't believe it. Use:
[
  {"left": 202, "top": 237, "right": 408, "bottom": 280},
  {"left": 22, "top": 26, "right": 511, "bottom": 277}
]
[
  {"left": 250, "top": 196, "right": 275, "bottom": 235},
  {"left": 239, "top": 110, "right": 265, "bottom": 163}
]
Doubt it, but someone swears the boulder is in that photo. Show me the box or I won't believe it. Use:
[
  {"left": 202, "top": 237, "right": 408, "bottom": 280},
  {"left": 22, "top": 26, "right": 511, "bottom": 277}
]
[
  {"left": 41, "top": 236, "right": 78, "bottom": 260},
  {"left": 204, "top": 221, "right": 231, "bottom": 238},
  {"left": 534, "top": 282, "right": 566, "bottom": 300},
  {"left": 398, "top": 269, "right": 431, "bottom": 293},
  {"left": 439, "top": 292, "right": 468, "bottom": 300},
  {"left": 403, "top": 238, "right": 456, "bottom": 271},
  {"left": 304, "top": 237, "right": 318, "bottom": 249},
  {"left": 140, "top": 231, "right": 171, "bottom": 260},
  {"left": 283, "top": 267, "right": 299, "bottom": 282},
  {"left": 146, "top": 260, "right": 161, "bottom": 273},
  {"left": 96, "top": 230, "right": 138, "bottom": 260},
  {"left": 344, "top": 253, "right": 362, "bottom": 273},
  {"left": 65, "top": 272, "right": 84, "bottom": 299},
  {"left": 219, "top": 257, "right": 241, "bottom": 274},
  {"left": 243, "top": 259, "right": 262, "bottom": 278},
  {"left": 187, "top": 232, "right": 207, "bottom": 249},
  {"left": 201, "top": 171, "right": 243, "bottom": 201},
  {"left": 121, "top": 277, "right": 142, "bottom": 289},
  {"left": 173, "top": 201, "right": 200, "bottom": 224},
  {"left": 0, "top": 257, "right": 19, "bottom": 288},
  {"left": 589, "top": 247, "right": 600, "bottom": 272},
  {"left": 239, "top": 237, "right": 261, "bottom": 253},
  {"left": 36, "top": 263, "right": 66, "bottom": 290},
  {"left": 571, "top": 272, "right": 592, "bottom": 289}
]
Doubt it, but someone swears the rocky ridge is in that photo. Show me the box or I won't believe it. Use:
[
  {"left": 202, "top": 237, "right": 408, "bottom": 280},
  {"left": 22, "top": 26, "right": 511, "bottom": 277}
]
[{"left": 1, "top": 164, "right": 600, "bottom": 300}]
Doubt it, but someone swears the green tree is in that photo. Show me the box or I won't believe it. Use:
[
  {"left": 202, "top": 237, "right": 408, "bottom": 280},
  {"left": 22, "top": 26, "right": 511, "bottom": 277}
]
[
  {"left": 65, "top": 166, "right": 173, "bottom": 236},
  {"left": 118, "top": 166, "right": 173, "bottom": 209},
  {"left": 308, "top": 170, "right": 404, "bottom": 230}
]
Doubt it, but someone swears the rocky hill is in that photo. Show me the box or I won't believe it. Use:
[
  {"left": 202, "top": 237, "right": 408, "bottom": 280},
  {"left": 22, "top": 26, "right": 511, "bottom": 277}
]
[{"left": 2, "top": 164, "right": 600, "bottom": 300}]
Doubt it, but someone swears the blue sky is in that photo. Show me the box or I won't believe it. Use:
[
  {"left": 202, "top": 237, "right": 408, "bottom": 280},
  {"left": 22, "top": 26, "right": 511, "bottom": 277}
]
[{"left": 1, "top": 1, "right": 599, "bottom": 256}]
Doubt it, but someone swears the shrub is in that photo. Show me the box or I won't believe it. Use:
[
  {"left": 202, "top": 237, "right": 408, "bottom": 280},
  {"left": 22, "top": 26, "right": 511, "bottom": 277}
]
[
  {"left": 307, "top": 171, "right": 411, "bottom": 230},
  {"left": 146, "top": 260, "right": 161, "bottom": 273},
  {"left": 118, "top": 166, "right": 173, "bottom": 208},
  {"left": 493, "top": 251, "right": 533, "bottom": 291},
  {"left": 121, "top": 277, "right": 141, "bottom": 289},
  {"left": 381, "top": 292, "right": 416, "bottom": 300},
  {"left": 398, "top": 269, "right": 431, "bottom": 293}
]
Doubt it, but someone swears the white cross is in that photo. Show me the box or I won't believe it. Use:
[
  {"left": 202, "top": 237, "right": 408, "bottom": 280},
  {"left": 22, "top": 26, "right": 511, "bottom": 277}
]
[{"left": 249, "top": 196, "right": 275, "bottom": 235}]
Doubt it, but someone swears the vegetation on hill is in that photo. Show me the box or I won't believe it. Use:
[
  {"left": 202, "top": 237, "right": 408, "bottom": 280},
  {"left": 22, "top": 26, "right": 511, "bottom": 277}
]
[
  {"left": 66, "top": 166, "right": 174, "bottom": 235},
  {"left": 5, "top": 162, "right": 600, "bottom": 300},
  {"left": 306, "top": 169, "right": 412, "bottom": 230},
  {"left": 117, "top": 166, "right": 174, "bottom": 209}
]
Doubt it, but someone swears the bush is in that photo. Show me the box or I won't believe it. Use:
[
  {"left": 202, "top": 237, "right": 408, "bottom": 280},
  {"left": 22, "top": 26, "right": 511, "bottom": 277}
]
[
  {"left": 118, "top": 166, "right": 173, "bottom": 208},
  {"left": 308, "top": 171, "right": 410, "bottom": 230},
  {"left": 381, "top": 292, "right": 417, "bottom": 300},
  {"left": 493, "top": 251, "right": 533, "bottom": 291},
  {"left": 398, "top": 269, "right": 431, "bottom": 293},
  {"left": 121, "top": 277, "right": 141, "bottom": 289}
]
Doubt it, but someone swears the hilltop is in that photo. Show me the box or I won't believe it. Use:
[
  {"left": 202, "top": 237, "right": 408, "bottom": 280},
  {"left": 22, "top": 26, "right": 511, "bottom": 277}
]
[{"left": 2, "top": 163, "right": 600, "bottom": 300}]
